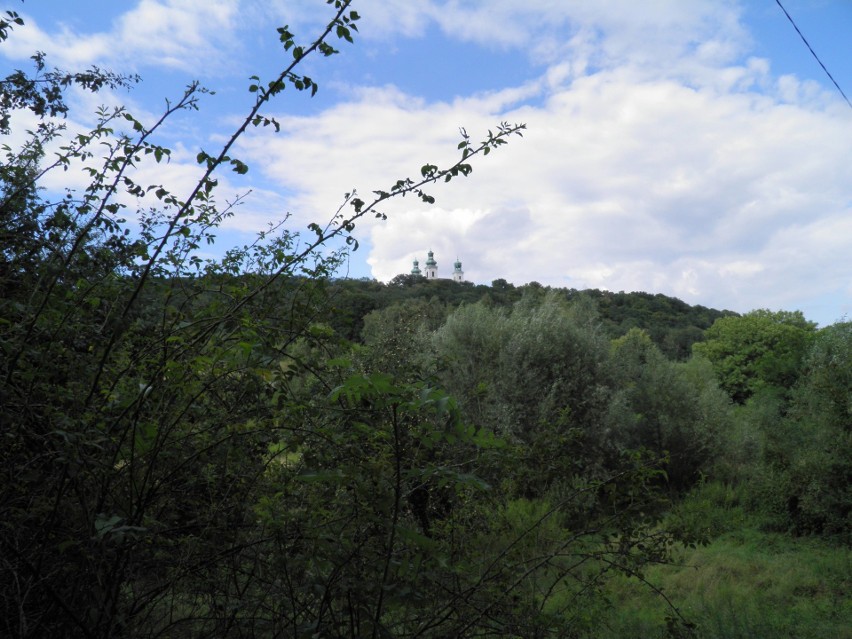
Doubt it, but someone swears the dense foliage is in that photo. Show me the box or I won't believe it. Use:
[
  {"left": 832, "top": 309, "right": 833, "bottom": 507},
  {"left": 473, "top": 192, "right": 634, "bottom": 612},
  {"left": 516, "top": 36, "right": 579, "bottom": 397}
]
[
  {"left": 1, "top": 4, "right": 849, "bottom": 638},
  {"left": 328, "top": 276, "right": 733, "bottom": 359},
  {"left": 693, "top": 309, "right": 816, "bottom": 403}
]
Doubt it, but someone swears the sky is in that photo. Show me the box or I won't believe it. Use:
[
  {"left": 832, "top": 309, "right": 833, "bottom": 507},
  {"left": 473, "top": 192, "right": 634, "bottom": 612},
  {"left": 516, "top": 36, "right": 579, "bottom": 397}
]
[{"left": 2, "top": 0, "right": 851, "bottom": 325}]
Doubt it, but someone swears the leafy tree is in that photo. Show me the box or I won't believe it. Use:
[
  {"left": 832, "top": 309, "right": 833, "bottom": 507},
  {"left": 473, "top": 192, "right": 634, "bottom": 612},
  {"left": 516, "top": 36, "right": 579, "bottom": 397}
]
[
  {"left": 0, "top": 4, "right": 527, "bottom": 636},
  {"left": 796, "top": 320, "right": 852, "bottom": 432},
  {"left": 431, "top": 301, "right": 512, "bottom": 438},
  {"left": 358, "top": 297, "right": 448, "bottom": 381},
  {"left": 693, "top": 309, "right": 816, "bottom": 403},
  {"left": 237, "top": 371, "right": 504, "bottom": 637},
  {"left": 374, "top": 275, "right": 489, "bottom": 315},
  {"left": 607, "top": 329, "right": 731, "bottom": 492},
  {"left": 753, "top": 321, "right": 852, "bottom": 538},
  {"left": 588, "top": 290, "right": 732, "bottom": 360},
  {"left": 326, "top": 277, "right": 384, "bottom": 340},
  {"left": 434, "top": 292, "right": 625, "bottom": 497}
]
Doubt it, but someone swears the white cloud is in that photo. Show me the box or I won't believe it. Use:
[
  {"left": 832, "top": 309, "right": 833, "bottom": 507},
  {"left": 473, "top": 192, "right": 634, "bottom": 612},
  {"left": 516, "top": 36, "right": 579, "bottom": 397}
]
[
  {"left": 114, "top": 0, "right": 241, "bottom": 71},
  {"left": 0, "top": 18, "right": 112, "bottom": 66},
  {"left": 346, "top": 0, "right": 749, "bottom": 74},
  {"left": 6, "top": 0, "right": 241, "bottom": 73},
  {"left": 4, "top": 0, "right": 850, "bottom": 326},
  {"left": 231, "top": 2, "right": 851, "bottom": 327}
]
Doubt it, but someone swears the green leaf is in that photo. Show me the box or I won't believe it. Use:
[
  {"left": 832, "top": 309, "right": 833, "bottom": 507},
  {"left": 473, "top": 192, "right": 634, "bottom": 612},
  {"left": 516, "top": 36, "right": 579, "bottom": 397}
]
[
  {"left": 230, "top": 158, "right": 249, "bottom": 174},
  {"left": 336, "top": 24, "right": 353, "bottom": 43}
]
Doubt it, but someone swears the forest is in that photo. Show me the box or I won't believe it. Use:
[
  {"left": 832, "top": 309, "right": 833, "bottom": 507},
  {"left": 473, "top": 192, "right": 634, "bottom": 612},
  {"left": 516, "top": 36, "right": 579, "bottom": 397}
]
[{"left": 1, "top": 3, "right": 849, "bottom": 638}]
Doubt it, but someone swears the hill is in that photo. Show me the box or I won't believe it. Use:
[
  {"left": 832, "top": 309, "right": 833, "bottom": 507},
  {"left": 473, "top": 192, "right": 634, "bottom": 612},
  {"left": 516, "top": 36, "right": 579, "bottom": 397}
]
[{"left": 327, "top": 275, "right": 736, "bottom": 359}]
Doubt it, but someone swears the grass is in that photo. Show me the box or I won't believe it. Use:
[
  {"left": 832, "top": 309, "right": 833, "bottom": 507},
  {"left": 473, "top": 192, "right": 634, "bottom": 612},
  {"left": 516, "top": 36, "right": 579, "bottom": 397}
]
[{"left": 599, "top": 527, "right": 851, "bottom": 638}]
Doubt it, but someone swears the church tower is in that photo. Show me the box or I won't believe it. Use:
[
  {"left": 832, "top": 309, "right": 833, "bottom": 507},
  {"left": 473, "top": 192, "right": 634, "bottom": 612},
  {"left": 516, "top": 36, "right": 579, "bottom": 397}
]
[
  {"left": 452, "top": 258, "right": 464, "bottom": 282},
  {"left": 424, "top": 250, "right": 438, "bottom": 279},
  {"left": 408, "top": 250, "right": 464, "bottom": 282}
]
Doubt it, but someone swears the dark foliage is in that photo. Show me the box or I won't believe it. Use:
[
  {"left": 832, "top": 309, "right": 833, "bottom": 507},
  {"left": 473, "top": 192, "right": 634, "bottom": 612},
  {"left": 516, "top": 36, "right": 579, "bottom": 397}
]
[{"left": 327, "top": 277, "right": 733, "bottom": 359}]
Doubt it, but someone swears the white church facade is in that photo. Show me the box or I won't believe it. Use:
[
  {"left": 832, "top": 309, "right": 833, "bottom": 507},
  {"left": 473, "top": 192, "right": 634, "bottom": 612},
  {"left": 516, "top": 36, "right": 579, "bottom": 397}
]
[{"left": 410, "top": 250, "right": 464, "bottom": 282}]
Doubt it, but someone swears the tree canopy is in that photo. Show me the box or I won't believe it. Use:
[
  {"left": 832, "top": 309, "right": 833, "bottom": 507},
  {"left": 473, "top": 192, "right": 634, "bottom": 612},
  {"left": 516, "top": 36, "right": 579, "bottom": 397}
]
[{"left": 692, "top": 309, "right": 817, "bottom": 403}]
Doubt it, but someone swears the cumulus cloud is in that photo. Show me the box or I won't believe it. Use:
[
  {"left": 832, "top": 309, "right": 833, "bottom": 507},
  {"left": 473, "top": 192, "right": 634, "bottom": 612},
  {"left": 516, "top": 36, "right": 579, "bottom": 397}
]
[
  {"left": 113, "top": 0, "right": 241, "bottom": 71},
  {"left": 5, "top": 0, "right": 241, "bottom": 73},
  {"left": 233, "top": 1, "right": 851, "bottom": 325}
]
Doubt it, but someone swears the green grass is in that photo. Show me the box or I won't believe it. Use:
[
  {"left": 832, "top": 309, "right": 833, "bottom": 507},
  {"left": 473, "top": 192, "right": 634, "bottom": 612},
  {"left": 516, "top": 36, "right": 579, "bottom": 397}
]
[{"left": 599, "top": 528, "right": 851, "bottom": 638}]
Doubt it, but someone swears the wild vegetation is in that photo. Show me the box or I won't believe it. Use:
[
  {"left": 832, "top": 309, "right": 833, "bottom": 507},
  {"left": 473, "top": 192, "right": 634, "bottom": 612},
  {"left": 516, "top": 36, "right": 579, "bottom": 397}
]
[{"left": 1, "top": 3, "right": 849, "bottom": 638}]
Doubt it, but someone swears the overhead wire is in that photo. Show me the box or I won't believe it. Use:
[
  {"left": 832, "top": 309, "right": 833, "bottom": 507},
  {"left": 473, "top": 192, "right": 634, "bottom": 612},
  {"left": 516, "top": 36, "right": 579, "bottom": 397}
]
[{"left": 774, "top": 0, "right": 852, "bottom": 111}]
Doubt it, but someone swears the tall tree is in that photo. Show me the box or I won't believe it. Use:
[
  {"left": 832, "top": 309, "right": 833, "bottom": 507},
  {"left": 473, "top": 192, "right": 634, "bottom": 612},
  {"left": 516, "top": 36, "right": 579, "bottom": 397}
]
[
  {"left": 757, "top": 321, "right": 852, "bottom": 537},
  {"left": 608, "top": 328, "right": 730, "bottom": 492},
  {"left": 693, "top": 309, "right": 816, "bottom": 403}
]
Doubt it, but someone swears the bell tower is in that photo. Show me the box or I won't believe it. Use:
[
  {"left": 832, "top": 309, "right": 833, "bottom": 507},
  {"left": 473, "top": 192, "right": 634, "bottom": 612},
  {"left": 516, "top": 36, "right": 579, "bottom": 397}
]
[
  {"left": 424, "top": 250, "right": 438, "bottom": 279},
  {"left": 452, "top": 258, "right": 464, "bottom": 282}
]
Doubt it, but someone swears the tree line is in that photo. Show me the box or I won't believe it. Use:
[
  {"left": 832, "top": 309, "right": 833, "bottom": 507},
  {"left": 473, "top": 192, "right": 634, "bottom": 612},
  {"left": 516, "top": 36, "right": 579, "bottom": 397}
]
[{"left": 327, "top": 275, "right": 733, "bottom": 360}]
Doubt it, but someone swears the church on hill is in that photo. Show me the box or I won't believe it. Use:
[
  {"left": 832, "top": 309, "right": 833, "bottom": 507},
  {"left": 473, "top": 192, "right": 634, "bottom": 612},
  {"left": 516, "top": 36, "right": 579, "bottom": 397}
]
[{"left": 410, "top": 250, "right": 464, "bottom": 282}]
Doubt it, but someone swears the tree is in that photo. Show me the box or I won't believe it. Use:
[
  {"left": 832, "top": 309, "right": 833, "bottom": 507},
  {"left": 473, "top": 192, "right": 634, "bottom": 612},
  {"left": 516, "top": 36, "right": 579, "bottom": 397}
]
[
  {"left": 607, "top": 328, "right": 730, "bottom": 492},
  {"left": 797, "top": 321, "right": 852, "bottom": 432},
  {"left": 754, "top": 321, "right": 852, "bottom": 538},
  {"left": 692, "top": 309, "right": 816, "bottom": 403},
  {"left": 433, "top": 292, "right": 636, "bottom": 497},
  {"left": 0, "top": 4, "right": 526, "bottom": 636},
  {"left": 359, "top": 297, "right": 448, "bottom": 380}
]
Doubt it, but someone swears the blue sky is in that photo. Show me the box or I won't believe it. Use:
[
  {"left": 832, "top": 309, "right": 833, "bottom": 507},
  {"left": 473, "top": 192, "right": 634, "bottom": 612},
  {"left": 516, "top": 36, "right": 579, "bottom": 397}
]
[{"left": 2, "top": 0, "right": 851, "bottom": 325}]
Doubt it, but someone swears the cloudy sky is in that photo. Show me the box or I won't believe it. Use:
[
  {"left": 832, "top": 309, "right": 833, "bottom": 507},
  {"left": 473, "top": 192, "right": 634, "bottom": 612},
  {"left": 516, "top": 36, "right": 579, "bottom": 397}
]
[{"left": 3, "top": 0, "right": 851, "bottom": 325}]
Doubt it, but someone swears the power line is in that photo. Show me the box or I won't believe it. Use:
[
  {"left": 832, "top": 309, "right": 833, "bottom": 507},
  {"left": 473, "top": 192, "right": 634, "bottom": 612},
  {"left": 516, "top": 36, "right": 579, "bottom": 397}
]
[{"left": 774, "top": 0, "right": 852, "bottom": 111}]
